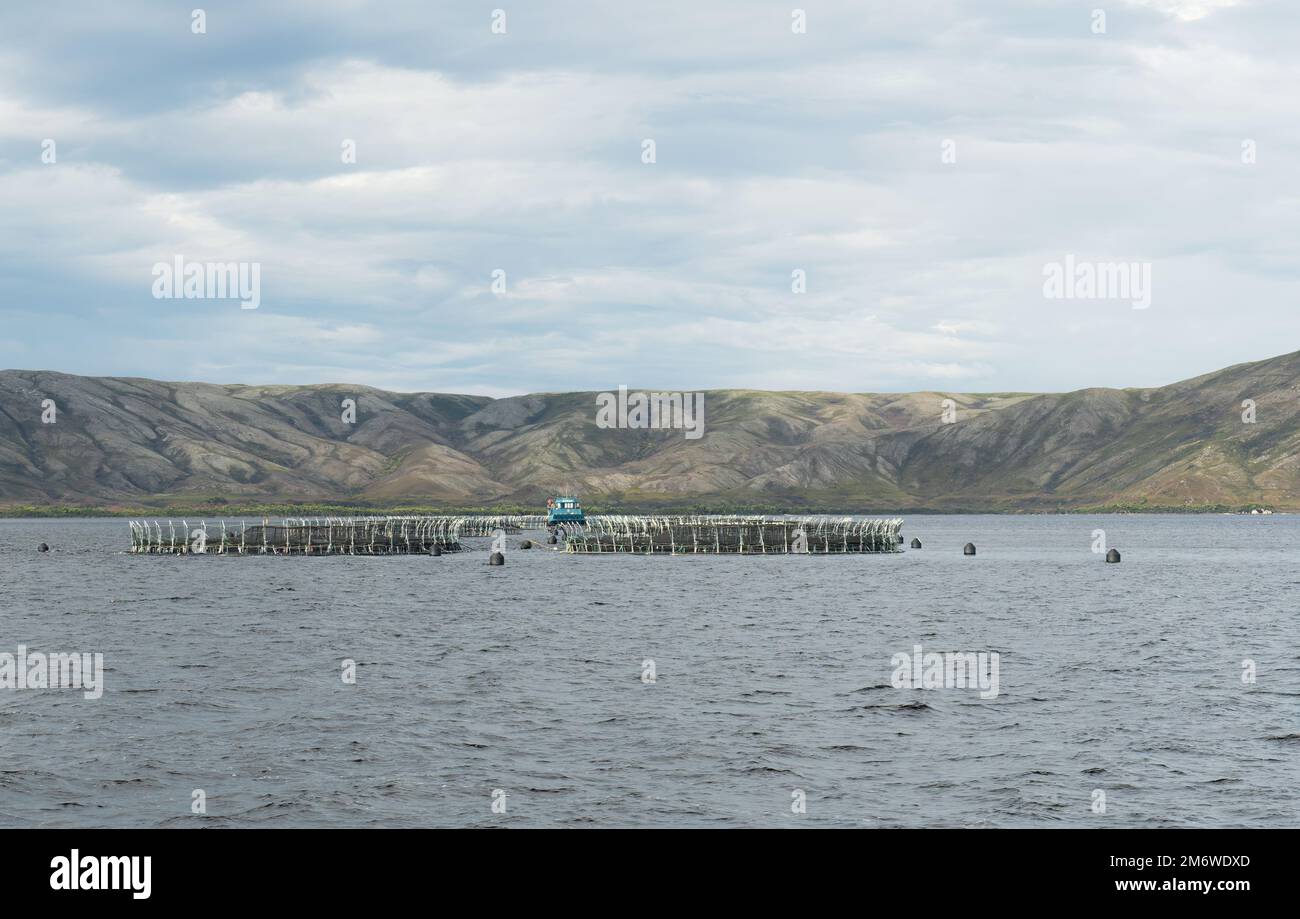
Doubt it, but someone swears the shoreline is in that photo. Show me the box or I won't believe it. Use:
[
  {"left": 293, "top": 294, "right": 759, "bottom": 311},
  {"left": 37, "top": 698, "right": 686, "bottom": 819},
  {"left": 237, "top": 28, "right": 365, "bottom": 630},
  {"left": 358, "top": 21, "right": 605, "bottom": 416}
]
[{"left": 0, "top": 503, "right": 1285, "bottom": 519}]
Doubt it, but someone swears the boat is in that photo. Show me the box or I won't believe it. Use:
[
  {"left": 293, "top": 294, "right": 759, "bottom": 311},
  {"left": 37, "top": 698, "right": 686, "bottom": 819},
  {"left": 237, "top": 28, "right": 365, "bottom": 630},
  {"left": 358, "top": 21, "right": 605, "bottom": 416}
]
[{"left": 546, "top": 495, "right": 585, "bottom": 526}]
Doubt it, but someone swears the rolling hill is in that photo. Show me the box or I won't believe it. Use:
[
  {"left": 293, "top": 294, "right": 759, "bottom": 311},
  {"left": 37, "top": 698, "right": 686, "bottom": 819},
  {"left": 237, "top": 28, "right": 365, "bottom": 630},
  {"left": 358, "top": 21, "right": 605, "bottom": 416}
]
[{"left": 4, "top": 350, "right": 1300, "bottom": 512}]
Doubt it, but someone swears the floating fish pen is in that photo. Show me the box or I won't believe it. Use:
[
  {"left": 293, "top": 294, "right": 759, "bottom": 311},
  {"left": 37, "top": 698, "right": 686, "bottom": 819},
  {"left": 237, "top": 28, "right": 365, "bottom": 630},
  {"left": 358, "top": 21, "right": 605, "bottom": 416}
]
[
  {"left": 563, "top": 516, "right": 903, "bottom": 555},
  {"left": 453, "top": 514, "right": 548, "bottom": 536},
  {"left": 128, "top": 517, "right": 462, "bottom": 555}
]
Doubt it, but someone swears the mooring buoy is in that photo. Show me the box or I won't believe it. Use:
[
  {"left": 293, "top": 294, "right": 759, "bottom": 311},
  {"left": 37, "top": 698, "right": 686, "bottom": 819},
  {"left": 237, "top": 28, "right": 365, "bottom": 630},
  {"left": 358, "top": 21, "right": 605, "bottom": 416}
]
[
  {"left": 547, "top": 535, "right": 558, "bottom": 545},
  {"left": 520, "top": 539, "right": 532, "bottom": 549},
  {"left": 910, "top": 538, "right": 922, "bottom": 549},
  {"left": 1105, "top": 548, "right": 1121, "bottom": 563},
  {"left": 963, "top": 542, "right": 976, "bottom": 556},
  {"left": 37, "top": 543, "right": 49, "bottom": 552},
  {"left": 430, "top": 544, "right": 441, "bottom": 556},
  {"left": 489, "top": 551, "right": 505, "bottom": 566}
]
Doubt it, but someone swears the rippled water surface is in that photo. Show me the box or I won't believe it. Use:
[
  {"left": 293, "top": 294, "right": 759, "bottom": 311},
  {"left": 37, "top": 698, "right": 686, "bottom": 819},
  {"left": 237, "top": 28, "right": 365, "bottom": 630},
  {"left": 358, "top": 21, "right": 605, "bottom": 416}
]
[{"left": 1, "top": 515, "right": 1297, "bottom": 827}]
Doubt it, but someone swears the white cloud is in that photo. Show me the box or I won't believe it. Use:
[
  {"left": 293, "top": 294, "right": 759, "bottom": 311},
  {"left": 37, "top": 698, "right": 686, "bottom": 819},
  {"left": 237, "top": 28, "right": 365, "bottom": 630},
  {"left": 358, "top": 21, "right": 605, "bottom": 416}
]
[
  {"left": 1, "top": 1, "right": 1298, "bottom": 396},
  {"left": 1125, "top": 0, "right": 1242, "bottom": 22}
]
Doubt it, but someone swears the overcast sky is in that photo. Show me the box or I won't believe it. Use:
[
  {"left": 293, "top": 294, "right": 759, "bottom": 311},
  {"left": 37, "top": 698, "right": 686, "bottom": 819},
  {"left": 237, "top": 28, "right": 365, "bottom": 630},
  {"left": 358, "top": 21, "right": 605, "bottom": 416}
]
[{"left": 1, "top": 0, "right": 1297, "bottom": 397}]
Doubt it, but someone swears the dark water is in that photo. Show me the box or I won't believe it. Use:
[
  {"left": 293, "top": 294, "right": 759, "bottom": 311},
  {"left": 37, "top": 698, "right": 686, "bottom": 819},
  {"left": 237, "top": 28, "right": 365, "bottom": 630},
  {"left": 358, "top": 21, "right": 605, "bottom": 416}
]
[{"left": 1, "top": 515, "right": 1296, "bottom": 828}]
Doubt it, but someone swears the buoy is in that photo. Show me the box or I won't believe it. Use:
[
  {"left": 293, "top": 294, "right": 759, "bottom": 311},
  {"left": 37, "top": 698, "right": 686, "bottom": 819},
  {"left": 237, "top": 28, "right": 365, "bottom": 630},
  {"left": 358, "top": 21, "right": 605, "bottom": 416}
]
[
  {"left": 37, "top": 543, "right": 49, "bottom": 553},
  {"left": 547, "top": 535, "right": 557, "bottom": 545},
  {"left": 963, "top": 542, "right": 976, "bottom": 556},
  {"left": 910, "top": 538, "right": 922, "bottom": 549},
  {"left": 1105, "top": 548, "right": 1121, "bottom": 563},
  {"left": 489, "top": 551, "right": 505, "bottom": 566},
  {"left": 520, "top": 540, "right": 532, "bottom": 549},
  {"left": 430, "top": 544, "right": 442, "bottom": 556}
]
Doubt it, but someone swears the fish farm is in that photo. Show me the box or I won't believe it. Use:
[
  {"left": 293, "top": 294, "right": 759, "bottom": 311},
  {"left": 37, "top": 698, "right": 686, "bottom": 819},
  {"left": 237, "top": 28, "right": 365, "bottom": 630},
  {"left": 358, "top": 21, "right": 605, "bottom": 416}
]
[
  {"left": 127, "top": 514, "right": 904, "bottom": 556},
  {"left": 560, "top": 515, "right": 904, "bottom": 555},
  {"left": 129, "top": 516, "right": 464, "bottom": 554},
  {"left": 453, "top": 515, "right": 547, "bottom": 536}
]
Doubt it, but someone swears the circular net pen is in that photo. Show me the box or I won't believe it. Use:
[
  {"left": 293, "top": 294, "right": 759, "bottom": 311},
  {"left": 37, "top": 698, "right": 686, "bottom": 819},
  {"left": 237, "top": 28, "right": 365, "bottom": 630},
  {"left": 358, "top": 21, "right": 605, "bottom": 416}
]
[
  {"left": 452, "top": 514, "right": 548, "bottom": 536},
  {"left": 562, "top": 515, "right": 903, "bottom": 555},
  {"left": 128, "top": 516, "right": 463, "bottom": 555}
]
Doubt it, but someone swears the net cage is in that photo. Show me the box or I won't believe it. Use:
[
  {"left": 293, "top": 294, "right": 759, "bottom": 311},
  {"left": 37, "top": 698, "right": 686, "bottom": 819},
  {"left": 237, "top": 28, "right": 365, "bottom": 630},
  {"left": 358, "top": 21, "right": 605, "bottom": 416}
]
[
  {"left": 561, "top": 515, "right": 903, "bottom": 555},
  {"left": 127, "top": 516, "right": 464, "bottom": 555}
]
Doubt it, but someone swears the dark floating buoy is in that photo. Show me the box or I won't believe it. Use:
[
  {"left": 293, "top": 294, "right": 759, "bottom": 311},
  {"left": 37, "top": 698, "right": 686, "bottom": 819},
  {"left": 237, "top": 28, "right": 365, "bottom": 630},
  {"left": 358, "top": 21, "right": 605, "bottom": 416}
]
[
  {"left": 520, "top": 539, "right": 532, "bottom": 549},
  {"left": 489, "top": 551, "right": 506, "bottom": 566},
  {"left": 963, "top": 542, "right": 976, "bottom": 556},
  {"left": 1105, "top": 548, "right": 1121, "bottom": 564},
  {"left": 37, "top": 543, "right": 49, "bottom": 553},
  {"left": 910, "top": 538, "right": 922, "bottom": 549},
  {"left": 430, "top": 544, "right": 441, "bottom": 556},
  {"left": 547, "top": 535, "right": 558, "bottom": 545}
]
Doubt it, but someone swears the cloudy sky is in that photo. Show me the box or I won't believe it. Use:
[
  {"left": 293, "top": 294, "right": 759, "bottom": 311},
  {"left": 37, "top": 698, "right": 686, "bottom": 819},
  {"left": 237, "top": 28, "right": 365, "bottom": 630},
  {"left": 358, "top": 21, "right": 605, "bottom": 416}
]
[{"left": 1, "top": 0, "right": 1297, "bottom": 397}]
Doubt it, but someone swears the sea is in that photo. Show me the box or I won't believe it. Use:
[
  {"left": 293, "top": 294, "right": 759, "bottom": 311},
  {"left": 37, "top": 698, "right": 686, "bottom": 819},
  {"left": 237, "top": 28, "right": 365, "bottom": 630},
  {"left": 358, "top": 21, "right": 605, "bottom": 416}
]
[{"left": 1, "top": 514, "right": 1296, "bottom": 828}]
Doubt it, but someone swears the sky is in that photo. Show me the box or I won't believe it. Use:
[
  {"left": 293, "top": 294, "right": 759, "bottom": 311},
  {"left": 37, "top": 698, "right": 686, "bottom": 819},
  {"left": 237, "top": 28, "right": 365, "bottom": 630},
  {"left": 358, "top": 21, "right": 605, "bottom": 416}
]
[{"left": 1, "top": 0, "right": 1298, "bottom": 397}]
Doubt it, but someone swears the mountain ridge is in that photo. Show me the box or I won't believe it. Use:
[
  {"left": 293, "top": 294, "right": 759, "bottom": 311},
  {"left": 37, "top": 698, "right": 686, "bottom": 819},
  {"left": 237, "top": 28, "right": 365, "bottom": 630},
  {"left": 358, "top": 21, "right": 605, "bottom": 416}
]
[{"left": 4, "top": 351, "right": 1300, "bottom": 512}]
